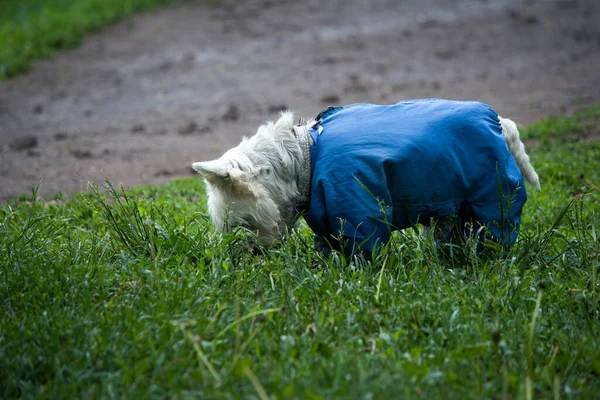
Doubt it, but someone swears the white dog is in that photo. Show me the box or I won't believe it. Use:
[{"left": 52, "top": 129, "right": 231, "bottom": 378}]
[{"left": 193, "top": 99, "right": 540, "bottom": 254}]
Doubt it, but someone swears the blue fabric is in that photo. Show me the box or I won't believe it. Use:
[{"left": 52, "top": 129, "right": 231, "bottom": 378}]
[{"left": 303, "top": 99, "right": 527, "bottom": 254}]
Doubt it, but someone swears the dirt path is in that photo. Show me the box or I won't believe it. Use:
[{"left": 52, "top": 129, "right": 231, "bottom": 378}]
[{"left": 1, "top": 0, "right": 599, "bottom": 199}]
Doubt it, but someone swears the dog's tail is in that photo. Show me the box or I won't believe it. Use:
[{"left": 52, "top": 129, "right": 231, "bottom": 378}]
[{"left": 500, "top": 117, "right": 541, "bottom": 190}]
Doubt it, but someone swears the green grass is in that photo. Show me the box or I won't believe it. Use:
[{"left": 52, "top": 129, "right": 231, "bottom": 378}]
[
  {"left": 1, "top": 108, "right": 600, "bottom": 399},
  {"left": 520, "top": 104, "right": 600, "bottom": 141},
  {"left": 0, "top": 0, "right": 187, "bottom": 80}
]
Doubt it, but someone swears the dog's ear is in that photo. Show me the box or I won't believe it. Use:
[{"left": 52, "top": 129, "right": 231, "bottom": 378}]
[
  {"left": 192, "top": 160, "right": 260, "bottom": 199},
  {"left": 274, "top": 111, "right": 295, "bottom": 133},
  {"left": 269, "top": 111, "right": 298, "bottom": 156},
  {"left": 192, "top": 160, "right": 228, "bottom": 182}
]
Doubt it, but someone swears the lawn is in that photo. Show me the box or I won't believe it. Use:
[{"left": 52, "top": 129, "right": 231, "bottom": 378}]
[
  {"left": 0, "top": 0, "right": 187, "bottom": 80},
  {"left": 1, "top": 106, "right": 599, "bottom": 399}
]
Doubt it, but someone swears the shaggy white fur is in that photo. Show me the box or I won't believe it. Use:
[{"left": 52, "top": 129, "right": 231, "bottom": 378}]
[
  {"left": 192, "top": 110, "right": 540, "bottom": 245},
  {"left": 499, "top": 117, "right": 541, "bottom": 190},
  {"left": 192, "top": 111, "right": 302, "bottom": 244}
]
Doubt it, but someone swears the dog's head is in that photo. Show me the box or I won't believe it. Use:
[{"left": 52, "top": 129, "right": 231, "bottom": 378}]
[{"left": 192, "top": 111, "right": 303, "bottom": 245}]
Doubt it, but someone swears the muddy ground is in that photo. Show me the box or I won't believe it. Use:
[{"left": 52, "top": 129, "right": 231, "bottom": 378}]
[{"left": 1, "top": 0, "right": 599, "bottom": 199}]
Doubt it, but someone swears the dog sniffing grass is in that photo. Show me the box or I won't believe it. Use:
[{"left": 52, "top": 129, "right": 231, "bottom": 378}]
[
  {"left": 1, "top": 106, "right": 599, "bottom": 398},
  {"left": 193, "top": 100, "right": 540, "bottom": 255}
]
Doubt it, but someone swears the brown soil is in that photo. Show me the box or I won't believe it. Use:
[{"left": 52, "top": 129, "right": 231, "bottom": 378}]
[{"left": 1, "top": 0, "right": 599, "bottom": 199}]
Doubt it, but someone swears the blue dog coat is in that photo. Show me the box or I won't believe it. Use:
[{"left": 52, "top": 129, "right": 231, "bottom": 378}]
[{"left": 303, "top": 99, "right": 527, "bottom": 254}]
